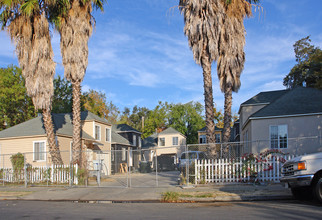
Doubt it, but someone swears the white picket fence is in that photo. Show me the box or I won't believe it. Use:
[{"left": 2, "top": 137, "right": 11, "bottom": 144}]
[
  {"left": 194, "top": 155, "right": 297, "bottom": 184},
  {"left": 0, "top": 164, "right": 78, "bottom": 185}
]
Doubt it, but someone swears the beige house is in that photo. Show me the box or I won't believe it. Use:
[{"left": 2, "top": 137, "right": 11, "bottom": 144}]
[
  {"left": 197, "top": 126, "right": 223, "bottom": 144},
  {"left": 142, "top": 127, "right": 186, "bottom": 163},
  {"left": 239, "top": 87, "right": 322, "bottom": 155},
  {"left": 0, "top": 111, "right": 113, "bottom": 175}
]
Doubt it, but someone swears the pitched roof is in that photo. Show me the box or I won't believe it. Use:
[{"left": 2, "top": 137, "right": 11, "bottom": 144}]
[
  {"left": 142, "top": 132, "right": 158, "bottom": 148},
  {"left": 112, "top": 124, "right": 141, "bottom": 134},
  {"left": 241, "top": 89, "right": 289, "bottom": 106},
  {"left": 111, "top": 131, "right": 131, "bottom": 146},
  {"left": 0, "top": 113, "right": 93, "bottom": 140},
  {"left": 159, "top": 127, "right": 184, "bottom": 136},
  {"left": 198, "top": 126, "right": 223, "bottom": 132},
  {"left": 81, "top": 111, "right": 110, "bottom": 125},
  {"left": 250, "top": 87, "right": 322, "bottom": 118}
]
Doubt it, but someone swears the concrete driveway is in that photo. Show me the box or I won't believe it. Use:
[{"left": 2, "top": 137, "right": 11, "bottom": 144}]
[{"left": 97, "top": 170, "right": 180, "bottom": 188}]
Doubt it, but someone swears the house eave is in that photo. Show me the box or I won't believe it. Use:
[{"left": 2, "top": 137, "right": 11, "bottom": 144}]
[
  {"left": 242, "top": 112, "right": 322, "bottom": 130},
  {"left": 238, "top": 103, "right": 270, "bottom": 114},
  {"left": 116, "top": 131, "right": 142, "bottom": 135},
  {"left": 249, "top": 112, "right": 322, "bottom": 121},
  {"left": 0, "top": 134, "right": 47, "bottom": 141}
]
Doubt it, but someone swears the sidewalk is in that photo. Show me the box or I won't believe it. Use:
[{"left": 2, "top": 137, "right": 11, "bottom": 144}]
[{"left": 0, "top": 183, "right": 292, "bottom": 202}]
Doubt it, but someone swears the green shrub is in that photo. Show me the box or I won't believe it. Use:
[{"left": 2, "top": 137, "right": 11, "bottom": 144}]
[
  {"left": 10, "top": 153, "right": 24, "bottom": 174},
  {"left": 162, "top": 191, "right": 180, "bottom": 202},
  {"left": 77, "top": 168, "right": 88, "bottom": 185}
]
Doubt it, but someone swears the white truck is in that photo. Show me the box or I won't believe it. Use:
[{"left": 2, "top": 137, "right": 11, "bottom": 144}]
[{"left": 281, "top": 152, "right": 322, "bottom": 202}]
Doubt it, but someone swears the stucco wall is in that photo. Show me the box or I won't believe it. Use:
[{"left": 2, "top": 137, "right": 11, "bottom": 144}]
[
  {"left": 156, "top": 133, "right": 186, "bottom": 156},
  {"left": 248, "top": 115, "right": 322, "bottom": 155},
  {"left": 240, "top": 104, "right": 266, "bottom": 129}
]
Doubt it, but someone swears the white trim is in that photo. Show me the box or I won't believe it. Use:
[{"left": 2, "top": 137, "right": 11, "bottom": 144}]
[
  {"left": 116, "top": 131, "right": 142, "bottom": 135},
  {"left": 269, "top": 124, "right": 288, "bottom": 149},
  {"left": 33, "top": 140, "right": 46, "bottom": 162},
  {"left": 106, "top": 128, "right": 111, "bottom": 142},
  {"left": 249, "top": 112, "right": 322, "bottom": 120},
  {"left": 132, "top": 134, "right": 137, "bottom": 146},
  {"left": 242, "top": 112, "right": 322, "bottom": 130},
  {"left": 95, "top": 124, "right": 101, "bottom": 141},
  {"left": 93, "top": 121, "right": 95, "bottom": 138},
  {"left": 238, "top": 103, "right": 270, "bottom": 114}
]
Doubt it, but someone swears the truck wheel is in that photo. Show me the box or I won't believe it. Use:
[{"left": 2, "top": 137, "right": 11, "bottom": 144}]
[{"left": 313, "top": 177, "right": 322, "bottom": 203}]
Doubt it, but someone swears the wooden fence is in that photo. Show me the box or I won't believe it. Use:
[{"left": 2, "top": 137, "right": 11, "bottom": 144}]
[
  {"left": 194, "top": 155, "right": 297, "bottom": 184},
  {"left": 0, "top": 164, "right": 78, "bottom": 185}
]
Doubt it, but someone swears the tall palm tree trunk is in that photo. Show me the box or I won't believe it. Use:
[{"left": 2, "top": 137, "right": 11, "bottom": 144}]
[
  {"left": 201, "top": 49, "right": 217, "bottom": 158},
  {"left": 43, "top": 109, "right": 63, "bottom": 164},
  {"left": 72, "top": 81, "right": 82, "bottom": 165},
  {"left": 222, "top": 84, "right": 232, "bottom": 143},
  {"left": 6, "top": 13, "right": 63, "bottom": 165}
]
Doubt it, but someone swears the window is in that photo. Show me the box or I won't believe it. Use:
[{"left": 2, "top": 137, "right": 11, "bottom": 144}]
[
  {"left": 95, "top": 125, "right": 101, "bottom": 141},
  {"left": 159, "top": 137, "right": 165, "bottom": 146},
  {"left": 173, "top": 137, "right": 178, "bottom": 145},
  {"left": 33, "top": 141, "right": 46, "bottom": 161},
  {"left": 105, "top": 128, "right": 111, "bottom": 142},
  {"left": 270, "top": 125, "right": 288, "bottom": 149},
  {"left": 132, "top": 135, "right": 137, "bottom": 146},
  {"left": 215, "top": 134, "right": 221, "bottom": 143},
  {"left": 122, "top": 147, "right": 126, "bottom": 161},
  {"left": 199, "top": 135, "right": 206, "bottom": 144},
  {"left": 111, "top": 146, "right": 115, "bottom": 161}
]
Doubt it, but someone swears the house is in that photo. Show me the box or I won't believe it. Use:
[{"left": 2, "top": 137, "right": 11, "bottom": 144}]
[
  {"left": 111, "top": 124, "right": 142, "bottom": 173},
  {"left": 0, "top": 111, "right": 114, "bottom": 175},
  {"left": 239, "top": 87, "right": 322, "bottom": 155},
  {"left": 198, "top": 126, "right": 223, "bottom": 144},
  {"left": 142, "top": 127, "right": 186, "bottom": 169}
]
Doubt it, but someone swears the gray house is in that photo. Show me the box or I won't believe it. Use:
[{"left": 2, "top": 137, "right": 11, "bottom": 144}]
[
  {"left": 111, "top": 124, "right": 142, "bottom": 173},
  {"left": 239, "top": 87, "right": 322, "bottom": 155}
]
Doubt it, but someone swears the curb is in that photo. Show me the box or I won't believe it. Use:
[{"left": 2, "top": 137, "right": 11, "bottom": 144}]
[{"left": 0, "top": 195, "right": 293, "bottom": 203}]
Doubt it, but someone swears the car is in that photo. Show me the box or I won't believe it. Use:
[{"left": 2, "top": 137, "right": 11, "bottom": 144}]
[
  {"left": 280, "top": 152, "right": 322, "bottom": 202},
  {"left": 178, "top": 151, "right": 207, "bottom": 170}
]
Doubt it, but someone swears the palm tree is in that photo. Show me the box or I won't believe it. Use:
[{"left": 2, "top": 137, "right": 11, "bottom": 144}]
[
  {"left": 50, "top": 0, "right": 104, "bottom": 165},
  {"left": 179, "top": 0, "right": 225, "bottom": 157},
  {"left": 216, "top": 0, "right": 253, "bottom": 143},
  {"left": 0, "top": 0, "right": 63, "bottom": 164}
]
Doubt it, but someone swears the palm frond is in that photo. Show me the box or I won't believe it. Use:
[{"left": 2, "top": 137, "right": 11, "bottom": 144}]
[{"left": 21, "top": 0, "right": 39, "bottom": 16}]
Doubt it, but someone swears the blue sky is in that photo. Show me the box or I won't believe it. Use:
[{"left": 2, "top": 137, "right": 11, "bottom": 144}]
[{"left": 1, "top": 0, "right": 322, "bottom": 114}]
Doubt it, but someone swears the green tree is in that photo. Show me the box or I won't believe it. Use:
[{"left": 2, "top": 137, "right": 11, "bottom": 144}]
[
  {"left": 82, "top": 89, "right": 120, "bottom": 124},
  {"left": 143, "top": 102, "right": 170, "bottom": 138},
  {"left": 0, "top": 65, "right": 36, "bottom": 131},
  {"left": 169, "top": 102, "right": 205, "bottom": 144},
  {"left": 119, "top": 106, "right": 150, "bottom": 133},
  {"left": 52, "top": 75, "right": 73, "bottom": 113},
  {"left": 283, "top": 36, "right": 322, "bottom": 89}
]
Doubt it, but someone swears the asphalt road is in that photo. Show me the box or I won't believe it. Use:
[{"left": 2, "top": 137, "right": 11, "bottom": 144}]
[{"left": 0, "top": 200, "right": 321, "bottom": 220}]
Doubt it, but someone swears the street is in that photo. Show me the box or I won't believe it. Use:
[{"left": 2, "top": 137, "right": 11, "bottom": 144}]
[{"left": 0, "top": 200, "right": 321, "bottom": 220}]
